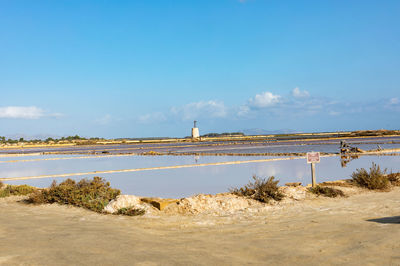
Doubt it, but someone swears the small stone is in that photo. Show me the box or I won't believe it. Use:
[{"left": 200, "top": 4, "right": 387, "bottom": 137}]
[{"left": 141, "top": 197, "right": 178, "bottom": 210}]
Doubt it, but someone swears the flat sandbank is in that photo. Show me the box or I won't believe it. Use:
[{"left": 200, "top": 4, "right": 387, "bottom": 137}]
[{"left": 1, "top": 188, "right": 400, "bottom": 265}]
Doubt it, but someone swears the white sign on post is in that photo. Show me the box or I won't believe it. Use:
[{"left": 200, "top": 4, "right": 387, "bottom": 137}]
[
  {"left": 306, "top": 152, "right": 320, "bottom": 187},
  {"left": 307, "top": 152, "right": 320, "bottom": 164}
]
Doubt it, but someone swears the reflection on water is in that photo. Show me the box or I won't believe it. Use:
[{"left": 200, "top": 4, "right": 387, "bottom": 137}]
[
  {"left": 340, "top": 154, "right": 360, "bottom": 167},
  {"left": 2, "top": 154, "right": 400, "bottom": 198}
]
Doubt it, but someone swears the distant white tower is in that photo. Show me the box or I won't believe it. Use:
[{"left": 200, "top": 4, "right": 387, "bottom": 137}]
[{"left": 191, "top": 120, "right": 200, "bottom": 139}]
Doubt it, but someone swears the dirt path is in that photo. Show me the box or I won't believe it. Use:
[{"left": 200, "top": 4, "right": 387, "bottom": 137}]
[{"left": 1, "top": 188, "right": 400, "bottom": 265}]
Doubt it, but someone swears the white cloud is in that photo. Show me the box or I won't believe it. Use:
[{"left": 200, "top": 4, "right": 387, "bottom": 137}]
[
  {"left": 0, "top": 106, "right": 46, "bottom": 119},
  {"left": 139, "top": 112, "right": 167, "bottom": 123},
  {"left": 292, "top": 87, "right": 310, "bottom": 98},
  {"left": 389, "top": 97, "right": 399, "bottom": 105},
  {"left": 137, "top": 89, "right": 400, "bottom": 129},
  {"left": 248, "top": 92, "right": 281, "bottom": 108},
  {"left": 329, "top": 111, "right": 341, "bottom": 116},
  {"left": 95, "top": 114, "right": 113, "bottom": 125},
  {"left": 171, "top": 100, "right": 227, "bottom": 121},
  {"left": 385, "top": 97, "right": 400, "bottom": 112},
  {"left": 237, "top": 105, "right": 250, "bottom": 117}
]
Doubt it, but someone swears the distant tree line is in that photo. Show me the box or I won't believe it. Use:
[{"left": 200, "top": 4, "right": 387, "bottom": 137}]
[
  {"left": 201, "top": 132, "right": 245, "bottom": 138},
  {"left": 0, "top": 135, "right": 103, "bottom": 144}
]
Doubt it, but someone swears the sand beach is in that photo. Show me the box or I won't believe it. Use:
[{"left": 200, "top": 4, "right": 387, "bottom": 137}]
[{"left": 1, "top": 186, "right": 399, "bottom": 265}]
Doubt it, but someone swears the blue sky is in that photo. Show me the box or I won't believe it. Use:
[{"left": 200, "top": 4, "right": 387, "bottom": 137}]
[{"left": 0, "top": 0, "right": 399, "bottom": 138}]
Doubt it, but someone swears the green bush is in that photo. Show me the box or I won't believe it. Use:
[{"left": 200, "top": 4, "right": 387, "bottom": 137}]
[
  {"left": 117, "top": 207, "right": 145, "bottom": 216},
  {"left": 231, "top": 175, "right": 284, "bottom": 203},
  {"left": 28, "top": 177, "right": 120, "bottom": 212},
  {"left": 0, "top": 184, "right": 38, "bottom": 198},
  {"left": 309, "top": 186, "right": 345, "bottom": 198},
  {"left": 351, "top": 163, "right": 390, "bottom": 190}
]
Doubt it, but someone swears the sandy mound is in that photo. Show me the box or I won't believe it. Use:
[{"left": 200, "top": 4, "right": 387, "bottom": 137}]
[
  {"left": 164, "top": 193, "right": 269, "bottom": 215},
  {"left": 103, "top": 186, "right": 318, "bottom": 216},
  {"left": 103, "top": 193, "right": 275, "bottom": 216},
  {"left": 279, "top": 186, "right": 308, "bottom": 201}
]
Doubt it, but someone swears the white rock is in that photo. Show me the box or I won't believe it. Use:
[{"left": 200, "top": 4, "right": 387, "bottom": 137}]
[{"left": 103, "top": 195, "right": 143, "bottom": 214}]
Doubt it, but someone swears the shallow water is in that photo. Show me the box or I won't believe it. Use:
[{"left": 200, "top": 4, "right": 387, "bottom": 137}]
[
  {"left": 2, "top": 154, "right": 400, "bottom": 198},
  {"left": 174, "top": 143, "right": 400, "bottom": 154}
]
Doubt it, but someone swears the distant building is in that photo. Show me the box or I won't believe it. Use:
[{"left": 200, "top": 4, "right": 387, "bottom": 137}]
[{"left": 191, "top": 120, "right": 200, "bottom": 139}]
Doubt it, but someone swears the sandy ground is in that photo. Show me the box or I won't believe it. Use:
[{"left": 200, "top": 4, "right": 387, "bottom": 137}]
[{"left": 1, "top": 188, "right": 400, "bottom": 265}]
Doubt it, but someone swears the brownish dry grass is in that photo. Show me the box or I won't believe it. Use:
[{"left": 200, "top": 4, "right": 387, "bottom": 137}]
[
  {"left": 387, "top": 172, "right": 400, "bottom": 186},
  {"left": 351, "top": 163, "right": 391, "bottom": 190},
  {"left": 28, "top": 177, "right": 120, "bottom": 213},
  {"left": 231, "top": 175, "right": 284, "bottom": 203},
  {"left": 309, "top": 186, "right": 345, "bottom": 198}
]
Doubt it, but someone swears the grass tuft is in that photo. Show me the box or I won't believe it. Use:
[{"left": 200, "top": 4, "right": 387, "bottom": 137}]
[
  {"left": 309, "top": 186, "right": 345, "bottom": 198},
  {"left": 28, "top": 177, "right": 120, "bottom": 213},
  {"left": 231, "top": 175, "right": 284, "bottom": 203},
  {"left": 117, "top": 207, "right": 146, "bottom": 216},
  {"left": 351, "top": 163, "right": 390, "bottom": 190}
]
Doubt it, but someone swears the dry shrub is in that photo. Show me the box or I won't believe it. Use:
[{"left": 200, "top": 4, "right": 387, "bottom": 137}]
[
  {"left": 387, "top": 173, "right": 400, "bottom": 186},
  {"left": 28, "top": 177, "right": 120, "bottom": 212},
  {"left": 117, "top": 207, "right": 145, "bottom": 216},
  {"left": 0, "top": 184, "right": 37, "bottom": 198},
  {"left": 231, "top": 175, "right": 284, "bottom": 203},
  {"left": 309, "top": 186, "right": 345, "bottom": 198},
  {"left": 351, "top": 163, "right": 390, "bottom": 190},
  {"left": 0, "top": 180, "right": 3, "bottom": 189}
]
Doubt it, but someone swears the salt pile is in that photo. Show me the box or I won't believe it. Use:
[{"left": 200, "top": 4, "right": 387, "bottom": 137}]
[{"left": 103, "top": 195, "right": 154, "bottom": 214}]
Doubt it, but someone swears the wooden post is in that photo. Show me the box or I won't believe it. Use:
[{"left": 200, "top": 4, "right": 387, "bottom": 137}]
[{"left": 311, "top": 162, "right": 316, "bottom": 187}]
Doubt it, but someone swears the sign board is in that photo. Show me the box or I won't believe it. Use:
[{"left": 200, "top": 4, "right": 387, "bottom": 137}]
[{"left": 307, "top": 152, "right": 320, "bottom": 164}]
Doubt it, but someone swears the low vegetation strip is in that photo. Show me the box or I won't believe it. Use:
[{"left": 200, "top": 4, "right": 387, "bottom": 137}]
[
  {"left": 0, "top": 153, "right": 42, "bottom": 158},
  {"left": 0, "top": 154, "right": 139, "bottom": 164}
]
